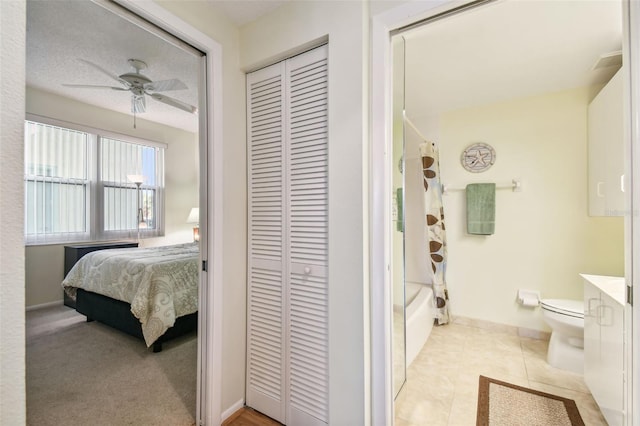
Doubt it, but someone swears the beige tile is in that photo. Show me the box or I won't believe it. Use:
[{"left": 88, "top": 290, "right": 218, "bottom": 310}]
[
  {"left": 524, "top": 356, "right": 590, "bottom": 394},
  {"left": 427, "top": 326, "right": 469, "bottom": 349},
  {"left": 465, "top": 331, "right": 523, "bottom": 356},
  {"left": 395, "top": 402, "right": 451, "bottom": 426},
  {"left": 461, "top": 350, "right": 529, "bottom": 381},
  {"left": 520, "top": 336, "right": 549, "bottom": 361},
  {"left": 433, "top": 322, "right": 478, "bottom": 341},
  {"left": 395, "top": 382, "right": 452, "bottom": 426},
  {"left": 404, "top": 367, "right": 457, "bottom": 399},
  {"left": 410, "top": 348, "right": 467, "bottom": 378},
  {"left": 450, "top": 373, "right": 480, "bottom": 400},
  {"left": 393, "top": 417, "right": 420, "bottom": 426},
  {"left": 394, "top": 317, "right": 604, "bottom": 426},
  {"left": 448, "top": 391, "right": 479, "bottom": 426},
  {"left": 453, "top": 316, "right": 519, "bottom": 336},
  {"left": 413, "top": 338, "right": 466, "bottom": 362}
]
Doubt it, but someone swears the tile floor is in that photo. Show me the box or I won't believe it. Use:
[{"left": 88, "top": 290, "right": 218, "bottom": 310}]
[{"left": 394, "top": 320, "right": 608, "bottom": 425}]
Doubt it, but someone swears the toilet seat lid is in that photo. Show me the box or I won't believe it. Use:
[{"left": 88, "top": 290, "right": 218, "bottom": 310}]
[{"left": 540, "top": 299, "right": 584, "bottom": 318}]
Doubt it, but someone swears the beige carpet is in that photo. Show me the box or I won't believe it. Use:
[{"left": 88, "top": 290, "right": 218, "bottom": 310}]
[
  {"left": 27, "top": 305, "right": 197, "bottom": 426},
  {"left": 476, "top": 375, "right": 585, "bottom": 426}
]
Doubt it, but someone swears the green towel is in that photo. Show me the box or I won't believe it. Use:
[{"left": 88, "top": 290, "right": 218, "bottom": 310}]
[{"left": 466, "top": 183, "right": 496, "bottom": 235}]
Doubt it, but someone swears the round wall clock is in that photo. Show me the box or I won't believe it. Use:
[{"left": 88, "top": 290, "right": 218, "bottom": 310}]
[{"left": 461, "top": 142, "right": 496, "bottom": 173}]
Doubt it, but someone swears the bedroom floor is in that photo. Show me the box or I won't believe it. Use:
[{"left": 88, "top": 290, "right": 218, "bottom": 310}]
[
  {"left": 26, "top": 304, "right": 197, "bottom": 426},
  {"left": 394, "top": 320, "right": 608, "bottom": 425}
]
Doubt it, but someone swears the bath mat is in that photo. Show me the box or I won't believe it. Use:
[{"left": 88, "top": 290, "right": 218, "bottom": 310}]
[{"left": 476, "top": 376, "right": 584, "bottom": 426}]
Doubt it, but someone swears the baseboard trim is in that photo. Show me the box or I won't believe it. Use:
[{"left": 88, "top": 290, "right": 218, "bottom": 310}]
[
  {"left": 221, "top": 398, "right": 245, "bottom": 423},
  {"left": 452, "top": 315, "right": 550, "bottom": 341},
  {"left": 26, "top": 300, "right": 63, "bottom": 312}
]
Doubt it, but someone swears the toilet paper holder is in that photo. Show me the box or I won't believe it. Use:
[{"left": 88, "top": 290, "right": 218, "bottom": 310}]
[{"left": 517, "top": 289, "right": 540, "bottom": 307}]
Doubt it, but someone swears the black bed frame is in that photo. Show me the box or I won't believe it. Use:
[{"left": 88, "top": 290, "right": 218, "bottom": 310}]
[{"left": 75, "top": 288, "right": 198, "bottom": 353}]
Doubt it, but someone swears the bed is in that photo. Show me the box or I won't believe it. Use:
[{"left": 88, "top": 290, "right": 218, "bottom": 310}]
[{"left": 62, "top": 242, "right": 199, "bottom": 352}]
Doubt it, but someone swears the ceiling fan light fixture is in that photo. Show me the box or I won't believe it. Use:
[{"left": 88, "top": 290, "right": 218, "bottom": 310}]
[
  {"left": 64, "top": 57, "right": 198, "bottom": 117},
  {"left": 120, "top": 73, "right": 152, "bottom": 86},
  {"left": 132, "top": 95, "right": 146, "bottom": 114}
]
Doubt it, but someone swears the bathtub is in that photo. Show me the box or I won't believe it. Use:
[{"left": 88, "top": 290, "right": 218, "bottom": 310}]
[{"left": 405, "top": 282, "right": 435, "bottom": 367}]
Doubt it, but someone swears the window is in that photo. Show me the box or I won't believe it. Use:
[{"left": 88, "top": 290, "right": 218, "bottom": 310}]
[
  {"left": 100, "top": 137, "right": 163, "bottom": 237},
  {"left": 24, "top": 121, "right": 90, "bottom": 242},
  {"left": 24, "top": 117, "right": 165, "bottom": 245}
]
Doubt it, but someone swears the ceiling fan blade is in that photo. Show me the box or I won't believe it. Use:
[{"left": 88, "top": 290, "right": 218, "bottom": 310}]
[
  {"left": 62, "top": 83, "right": 127, "bottom": 91},
  {"left": 150, "top": 93, "right": 197, "bottom": 114},
  {"left": 78, "top": 58, "right": 129, "bottom": 87},
  {"left": 132, "top": 95, "right": 146, "bottom": 114},
  {"left": 144, "top": 78, "right": 187, "bottom": 92}
]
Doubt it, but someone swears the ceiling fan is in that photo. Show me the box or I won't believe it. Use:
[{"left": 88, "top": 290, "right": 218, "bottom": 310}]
[{"left": 63, "top": 58, "right": 197, "bottom": 115}]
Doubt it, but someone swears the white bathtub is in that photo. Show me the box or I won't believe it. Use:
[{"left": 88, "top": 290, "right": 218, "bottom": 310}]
[{"left": 405, "top": 282, "right": 435, "bottom": 367}]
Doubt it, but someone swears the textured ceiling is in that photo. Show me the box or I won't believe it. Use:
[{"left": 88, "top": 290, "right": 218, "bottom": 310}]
[
  {"left": 403, "top": 0, "right": 623, "bottom": 119},
  {"left": 26, "top": 1, "right": 623, "bottom": 132},
  {"left": 26, "top": 0, "right": 201, "bottom": 133}
]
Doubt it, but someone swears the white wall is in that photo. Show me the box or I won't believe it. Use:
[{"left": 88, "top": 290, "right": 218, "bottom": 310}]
[
  {"left": 240, "top": 2, "right": 369, "bottom": 424},
  {"left": 24, "top": 87, "right": 199, "bottom": 307},
  {"left": 155, "top": 0, "right": 248, "bottom": 416},
  {"left": 407, "top": 87, "right": 624, "bottom": 331},
  {"left": 0, "top": 1, "right": 26, "bottom": 424}
]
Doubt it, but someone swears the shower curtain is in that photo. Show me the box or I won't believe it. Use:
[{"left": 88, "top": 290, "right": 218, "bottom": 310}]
[{"left": 420, "top": 141, "right": 450, "bottom": 325}]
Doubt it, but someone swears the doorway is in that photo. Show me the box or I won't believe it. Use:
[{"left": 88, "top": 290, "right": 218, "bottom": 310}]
[
  {"left": 24, "top": 0, "right": 223, "bottom": 424},
  {"left": 372, "top": 0, "right": 638, "bottom": 424}
]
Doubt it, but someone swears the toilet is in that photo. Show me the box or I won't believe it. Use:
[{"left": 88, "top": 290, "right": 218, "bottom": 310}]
[{"left": 540, "top": 299, "right": 585, "bottom": 375}]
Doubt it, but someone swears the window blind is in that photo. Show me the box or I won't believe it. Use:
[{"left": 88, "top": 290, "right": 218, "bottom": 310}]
[
  {"left": 100, "top": 137, "right": 164, "bottom": 239},
  {"left": 24, "top": 119, "right": 165, "bottom": 245},
  {"left": 24, "top": 121, "right": 90, "bottom": 244}
]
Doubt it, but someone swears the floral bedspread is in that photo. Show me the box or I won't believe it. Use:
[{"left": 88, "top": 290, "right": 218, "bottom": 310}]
[{"left": 62, "top": 243, "right": 199, "bottom": 346}]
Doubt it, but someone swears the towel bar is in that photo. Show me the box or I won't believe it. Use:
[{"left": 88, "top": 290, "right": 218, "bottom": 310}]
[{"left": 442, "top": 179, "right": 521, "bottom": 194}]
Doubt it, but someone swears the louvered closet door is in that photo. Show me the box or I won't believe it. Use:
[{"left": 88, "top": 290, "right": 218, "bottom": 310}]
[
  {"left": 247, "top": 61, "right": 287, "bottom": 423},
  {"left": 247, "top": 44, "right": 328, "bottom": 426},
  {"left": 284, "top": 45, "right": 328, "bottom": 426}
]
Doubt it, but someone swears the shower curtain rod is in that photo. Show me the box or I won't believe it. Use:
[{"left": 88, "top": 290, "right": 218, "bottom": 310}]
[
  {"left": 403, "top": 112, "right": 523, "bottom": 195},
  {"left": 402, "top": 111, "right": 432, "bottom": 144}
]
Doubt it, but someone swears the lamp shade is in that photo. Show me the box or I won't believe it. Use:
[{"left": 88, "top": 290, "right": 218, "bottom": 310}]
[{"left": 186, "top": 207, "right": 199, "bottom": 224}]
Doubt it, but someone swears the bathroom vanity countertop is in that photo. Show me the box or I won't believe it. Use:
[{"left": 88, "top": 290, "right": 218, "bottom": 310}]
[{"left": 580, "top": 274, "right": 625, "bottom": 305}]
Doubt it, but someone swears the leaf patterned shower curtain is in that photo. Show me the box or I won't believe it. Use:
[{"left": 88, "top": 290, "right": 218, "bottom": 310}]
[{"left": 421, "top": 141, "right": 450, "bottom": 325}]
